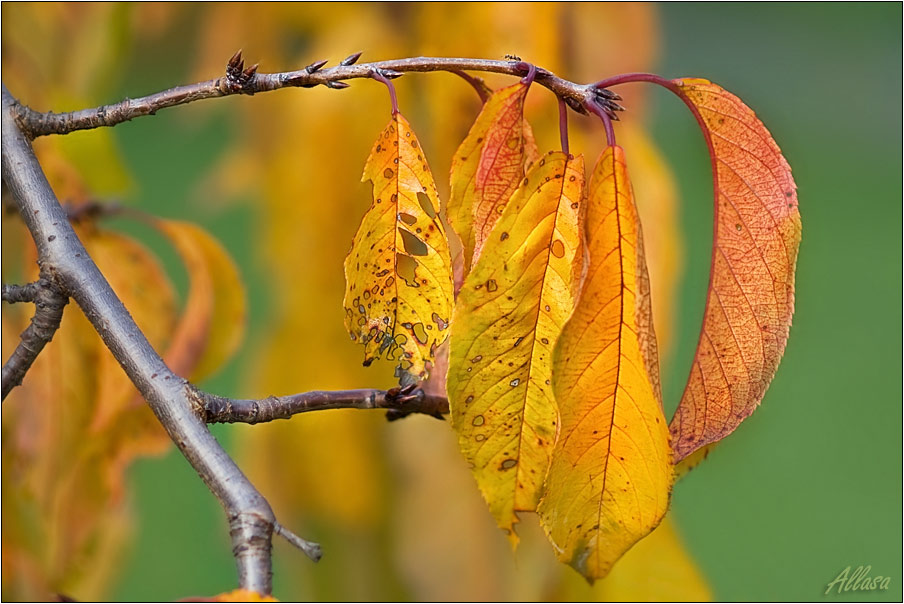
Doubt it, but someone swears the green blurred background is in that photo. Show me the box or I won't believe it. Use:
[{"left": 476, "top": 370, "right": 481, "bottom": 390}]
[{"left": 3, "top": 3, "right": 901, "bottom": 601}]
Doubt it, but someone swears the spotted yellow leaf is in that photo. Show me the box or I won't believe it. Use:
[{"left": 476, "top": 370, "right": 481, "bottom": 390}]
[
  {"left": 447, "top": 151, "right": 584, "bottom": 546},
  {"left": 538, "top": 146, "right": 672, "bottom": 581},
  {"left": 344, "top": 113, "right": 454, "bottom": 383}
]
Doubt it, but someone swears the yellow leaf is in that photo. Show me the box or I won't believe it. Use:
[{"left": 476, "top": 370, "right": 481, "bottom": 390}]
[
  {"left": 447, "top": 151, "right": 584, "bottom": 545},
  {"left": 538, "top": 146, "right": 672, "bottom": 582},
  {"left": 447, "top": 82, "right": 538, "bottom": 272},
  {"left": 555, "top": 515, "right": 712, "bottom": 601},
  {"left": 344, "top": 113, "right": 453, "bottom": 383},
  {"left": 154, "top": 220, "right": 247, "bottom": 382}
]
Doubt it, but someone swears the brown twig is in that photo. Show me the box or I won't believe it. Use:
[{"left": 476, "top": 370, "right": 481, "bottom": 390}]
[
  {"left": 199, "top": 386, "right": 448, "bottom": 425},
  {"left": 13, "top": 54, "right": 609, "bottom": 138},
  {"left": 1, "top": 276, "right": 68, "bottom": 400}
]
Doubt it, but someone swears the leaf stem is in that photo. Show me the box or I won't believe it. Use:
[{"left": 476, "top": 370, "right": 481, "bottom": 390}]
[
  {"left": 585, "top": 99, "right": 617, "bottom": 147},
  {"left": 370, "top": 69, "right": 400, "bottom": 116},
  {"left": 558, "top": 98, "right": 570, "bottom": 156}
]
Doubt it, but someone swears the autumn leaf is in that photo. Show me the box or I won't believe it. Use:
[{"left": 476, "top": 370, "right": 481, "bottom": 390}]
[
  {"left": 538, "top": 146, "right": 672, "bottom": 582},
  {"left": 447, "top": 151, "right": 584, "bottom": 545},
  {"left": 2, "top": 219, "right": 175, "bottom": 601},
  {"left": 447, "top": 82, "right": 539, "bottom": 273},
  {"left": 553, "top": 515, "right": 712, "bottom": 601},
  {"left": 666, "top": 78, "right": 801, "bottom": 462},
  {"left": 154, "top": 219, "right": 247, "bottom": 382},
  {"left": 344, "top": 113, "right": 454, "bottom": 383},
  {"left": 182, "top": 588, "right": 278, "bottom": 602}
]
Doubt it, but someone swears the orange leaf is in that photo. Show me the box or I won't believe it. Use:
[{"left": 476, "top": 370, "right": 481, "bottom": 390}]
[
  {"left": 183, "top": 588, "right": 278, "bottom": 602},
  {"left": 538, "top": 146, "right": 672, "bottom": 582},
  {"left": 447, "top": 152, "right": 584, "bottom": 545},
  {"left": 344, "top": 113, "right": 454, "bottom": 383},
  {"left": 667, "top": 78, "right": 801, "bottom": 462},
  {"left": 447, "top": 82, "right": 538, "bottom": 272},
  {"left": 154, "top": 220, "right": 247, "bottom": 382}
]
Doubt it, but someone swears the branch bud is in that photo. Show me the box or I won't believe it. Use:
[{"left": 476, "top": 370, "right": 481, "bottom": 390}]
[
  {"left": 340, "top": 51, "right": 364, "bottom": 66},
  {"left": 304, "top": 59, "right": 328, "bottom": 73}
]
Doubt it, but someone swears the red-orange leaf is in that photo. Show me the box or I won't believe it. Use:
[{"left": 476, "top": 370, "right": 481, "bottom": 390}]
[
  {"left": 448, "top": 82, "right": 538, "bottom": 272},
  {"left": 668, "top": 78, "right": 801, "bottom": 462}
]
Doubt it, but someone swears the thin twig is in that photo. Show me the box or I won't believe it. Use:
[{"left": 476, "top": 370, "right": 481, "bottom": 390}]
[
  {"left": 274, "top": 522, "right": 322, "bottom": 563},
  {"left": 199, "top": 386, "right": 448, "bottom": 425},
  {"left": 2, "top": 84, "right": 277, "bottom": 594},
  {"left": 1, "top": 276, "right": 68, "bottom": 400},
  {"left": 14, "top": 55, "right": 609, "bottom": 137},
  {"left": 450, "top": 70, "right": 491, "bottom": 102}
]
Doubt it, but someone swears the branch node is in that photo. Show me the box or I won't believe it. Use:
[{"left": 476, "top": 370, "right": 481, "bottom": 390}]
[
  {"left": 225, "top": 49, "right": 257, "bottom": 93},
  {"left": 513, "top": 61, "right": 537, "bottom": 86},
  {"left": 274, "top": 522, "right": 322, "bottom": 563}
]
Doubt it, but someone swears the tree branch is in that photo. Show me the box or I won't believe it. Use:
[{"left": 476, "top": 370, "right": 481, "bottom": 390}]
[
  {"left": 198, "top": 385, "right": 449, "bottom": 425},
  {"left": 14, "top": 54, "right": 603, "bottom": 137},
  {"left": 1, "top": 83, "right": 309, "bottom": 594},
  {"left": 1, "top": 276, "right": 68, "bottom": 400}
]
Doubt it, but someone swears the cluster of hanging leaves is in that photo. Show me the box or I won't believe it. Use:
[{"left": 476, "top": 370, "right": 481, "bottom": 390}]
[{"left": 343, "top": 75, "right": 800, "bottom": 581}]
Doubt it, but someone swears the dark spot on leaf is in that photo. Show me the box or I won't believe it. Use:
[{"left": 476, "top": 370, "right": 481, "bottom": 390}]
[
  {"left": 432, "top": 312, "right": 449, "bottom": 330},
  {"left": 550, "top": 239, "right": 565, "bottom": 258},
  {"left": 472, "top": 415, "right": 485, "bottom": 426},
  {"left": 396, "top": 254, "right": 419, "bottom": 287},
  {"left": 417, "top": 192, "right": 437, "bottom": 218},
  {"left": 500, "top": 459, "right": 517, "bottom": 470},
  {"left": 486, "top": 279, "right": 498, "bottom": 292},
  {"left": 399, "top": 228, "right": 429, "bottom": 256},
  {"left": 384, "top": 167, "right": 394, "bottom": 178},
  {"left": 399, "top": 212, "right": 417, "bottom": 225},
  {"left": 412, "top": 323, "right": 428, "bottom": 344}
]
